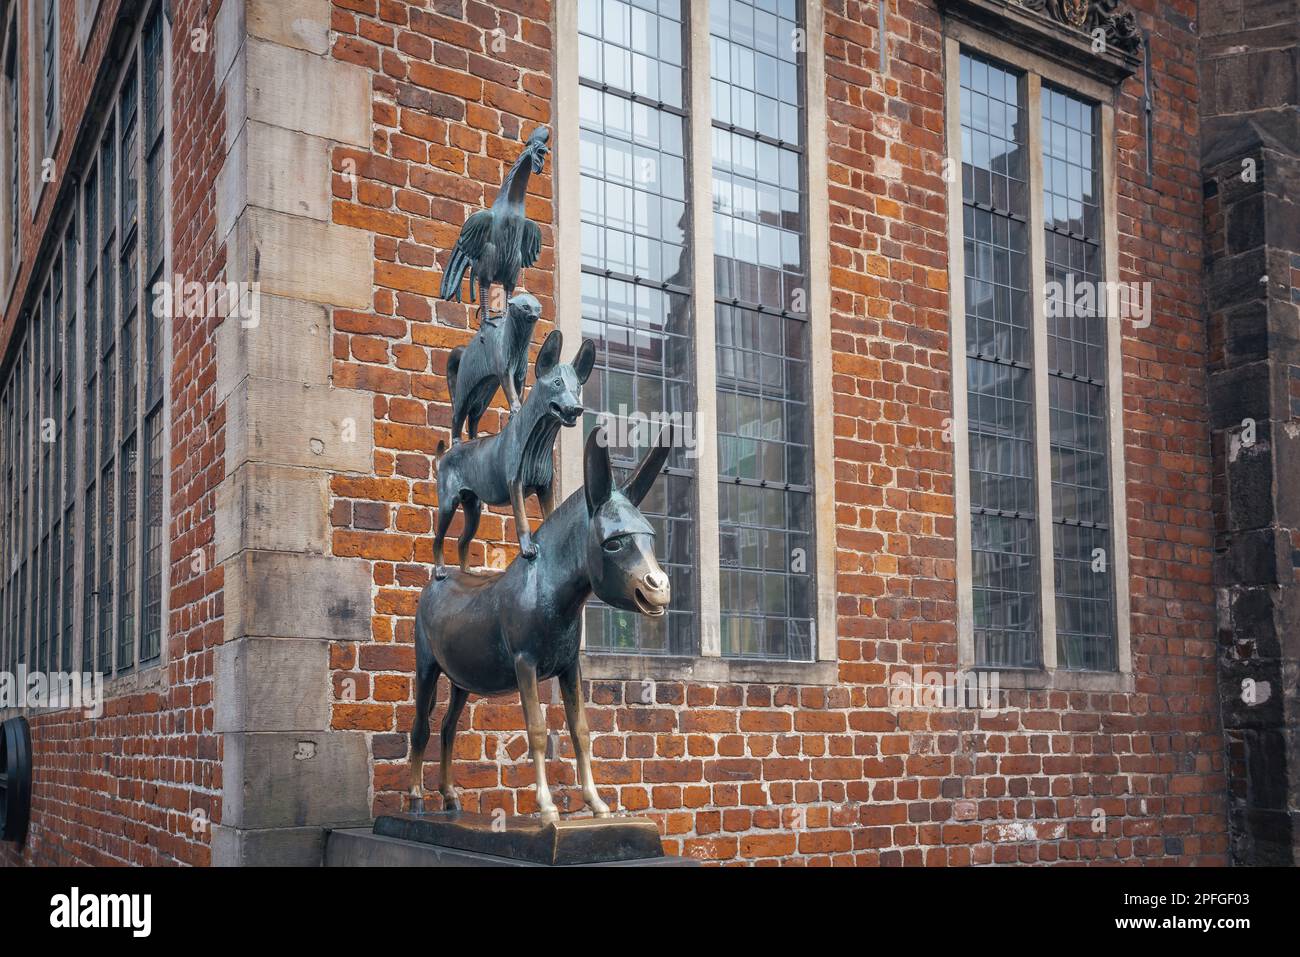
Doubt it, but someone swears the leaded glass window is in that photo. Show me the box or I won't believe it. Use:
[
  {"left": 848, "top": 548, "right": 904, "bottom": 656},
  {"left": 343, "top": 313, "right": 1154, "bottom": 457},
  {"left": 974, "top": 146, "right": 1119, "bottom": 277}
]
[
  {"left": 1043, "top": 86, "right": 1113, "bottom": 671},
  {"left": 0, "top": 4, "right": 168, "bottom": 679},
  {"left": 573, "top": 0, "right": 818, "bottom": 662},
  {"left": 578, "top": 0, "right": 697, "bottom": 655},
  {"left": 951, "top": 42, "right": 1122, "bottom": 673}
]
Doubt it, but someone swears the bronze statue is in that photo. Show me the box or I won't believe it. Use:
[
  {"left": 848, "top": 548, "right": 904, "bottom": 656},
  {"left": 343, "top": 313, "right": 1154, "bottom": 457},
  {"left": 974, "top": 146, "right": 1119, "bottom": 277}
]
[
  {"left": 398, "top": 112, "right": 676, "bottom": 837},
  {"left": 431, "top": 329, "right": 594, "bottom": 579},
  {"left": 409, "top": 425, "right": 674, "bottom": 821},
  {"left": 446, "top": 291, "right": 541, "bottom": 443},
  {"left": 439, "top": 125, "right": 549, "bottom": 325}
]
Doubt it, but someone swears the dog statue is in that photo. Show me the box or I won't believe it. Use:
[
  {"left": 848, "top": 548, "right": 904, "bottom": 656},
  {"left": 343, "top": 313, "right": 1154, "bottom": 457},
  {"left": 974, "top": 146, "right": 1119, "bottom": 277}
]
[
  {"left": 446, "top": 292, "right": 542, "bottom": 443},
  {"left": 432, "top": 329, "right": 595, "bottom": 579}
]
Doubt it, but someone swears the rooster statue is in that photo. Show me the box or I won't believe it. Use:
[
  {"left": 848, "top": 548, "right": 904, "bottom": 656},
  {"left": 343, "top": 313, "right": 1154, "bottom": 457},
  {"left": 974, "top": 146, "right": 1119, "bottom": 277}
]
[{"left": 439, "top": 125, "right": 550, "bottom": 326}]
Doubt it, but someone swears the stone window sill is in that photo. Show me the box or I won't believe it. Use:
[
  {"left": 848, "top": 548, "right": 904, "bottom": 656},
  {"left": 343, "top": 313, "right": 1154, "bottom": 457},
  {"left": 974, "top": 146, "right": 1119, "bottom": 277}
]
[
  {"left": 980, "top": 667, "right": 1135, "bottom": 693},
  {"left": 581, "top": 652, "right": 839, "bottom": 687}
]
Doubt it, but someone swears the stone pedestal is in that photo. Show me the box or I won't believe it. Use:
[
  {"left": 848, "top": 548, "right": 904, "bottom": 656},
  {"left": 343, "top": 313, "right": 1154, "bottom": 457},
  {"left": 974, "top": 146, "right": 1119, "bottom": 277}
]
[{"left": 323, "top": 812, "right": 695, "bottom": 867}]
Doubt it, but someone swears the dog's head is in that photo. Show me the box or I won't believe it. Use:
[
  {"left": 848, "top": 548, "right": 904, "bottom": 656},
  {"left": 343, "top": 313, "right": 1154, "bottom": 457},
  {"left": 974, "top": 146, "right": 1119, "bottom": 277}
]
[{"left": 530, "top": 330, "right": 594, "bottom": 428}]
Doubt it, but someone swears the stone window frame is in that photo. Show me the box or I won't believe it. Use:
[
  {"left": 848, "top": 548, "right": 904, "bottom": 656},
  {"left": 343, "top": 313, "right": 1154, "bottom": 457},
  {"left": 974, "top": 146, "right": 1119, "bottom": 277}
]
[
  {"left": 76, "top": 0, "right": 102, "bottom": 57},
  {"left": 27, "top": 0, "right": 59, "bottom": 213},
  {"left": 0, "top": 1, "right": 174, "bottom": 711},
  {"left": 80, "top": 1, "right": 171, "bottom": 695},
  {"left": 942, "top": 20, "right": 1134, "bottom": 693},
  {"left": 2, "top": 3, "right": 20, "bottom": 303},
  {"left": 555, "top": 0, "right": 837, "bottom": 685}
]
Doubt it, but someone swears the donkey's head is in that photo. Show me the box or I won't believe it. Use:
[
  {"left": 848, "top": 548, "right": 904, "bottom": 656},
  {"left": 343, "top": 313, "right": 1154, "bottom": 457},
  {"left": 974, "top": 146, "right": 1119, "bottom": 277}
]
[
  {"left": 583, "top": 425, "right": 672, "bottom": 617},
  {"left": 530, "top": 329, "right": 594, "bottom": 427}
]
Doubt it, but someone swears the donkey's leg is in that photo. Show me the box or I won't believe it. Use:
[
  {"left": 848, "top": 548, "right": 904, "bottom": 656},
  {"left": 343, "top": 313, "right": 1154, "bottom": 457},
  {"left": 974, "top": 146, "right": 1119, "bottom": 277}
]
[
  {"left": 408, "top": 662, "right": 441, "bottom": 811},
  {"left": 457, "top": 497, "right": 482, "bottom": 573},
  {"left": 439, "top": 684, "right": 469, "bottom": 812},
  {"left": 432, "top": 495, "right": 459, "bottom": 580},
  {"left": 513, "top": 658, "right": 558, "bottom": 822},
  {"left": 558, "top": 660, "right": 610, "bottom": 817}
]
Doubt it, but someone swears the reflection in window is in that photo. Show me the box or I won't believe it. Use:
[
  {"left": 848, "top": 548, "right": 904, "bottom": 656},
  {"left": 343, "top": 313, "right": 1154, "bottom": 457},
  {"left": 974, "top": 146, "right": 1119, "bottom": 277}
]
[
  {"left": 0, "top": 5, "right": 168, "bottom": 679},
  {"left": 579, "top": 0, "right": 695, "bottom": 655},
  {"left": 959, "top": 51, "right": 1039, "bottom": 668},
  {"left": 1043, "top": 87, "right": 1113, "bottom": 670},
  {"left": 713, "top": 0, "right": 813, "bottom": 660}
]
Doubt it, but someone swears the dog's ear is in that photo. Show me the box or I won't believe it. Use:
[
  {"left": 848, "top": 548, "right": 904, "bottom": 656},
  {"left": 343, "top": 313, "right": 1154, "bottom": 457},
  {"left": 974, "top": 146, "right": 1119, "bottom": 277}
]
[
  {"left": 536, "top": 330, "right": 563, "bottom": 379},
  {"left": 584, "top": 425, "right": 614, "bottom": 516},
  {"left": 573, "top": 338, "right": 596, "bottom": 384}
]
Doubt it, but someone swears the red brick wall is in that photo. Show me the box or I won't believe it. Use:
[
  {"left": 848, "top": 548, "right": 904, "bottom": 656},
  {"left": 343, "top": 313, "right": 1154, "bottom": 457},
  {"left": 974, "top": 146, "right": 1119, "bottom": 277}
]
[
  {"left": 1, "top": 0, "right": 225, "bottom": 866},
  {"left": 2, "top": 0, "right": 1228, "bottom": 867},
  {"left": 319, "top": 0, "right": 1227, "bottom": 865}
]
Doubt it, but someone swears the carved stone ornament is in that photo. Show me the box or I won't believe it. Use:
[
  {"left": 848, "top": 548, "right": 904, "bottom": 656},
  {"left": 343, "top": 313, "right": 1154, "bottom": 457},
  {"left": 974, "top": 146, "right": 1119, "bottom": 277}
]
[
  {"left": 1018, "top": 0, "right": 1142, "bottom": 56},
  {"left": 937, "top": 0, "right": 1141, "bottom": 85}
]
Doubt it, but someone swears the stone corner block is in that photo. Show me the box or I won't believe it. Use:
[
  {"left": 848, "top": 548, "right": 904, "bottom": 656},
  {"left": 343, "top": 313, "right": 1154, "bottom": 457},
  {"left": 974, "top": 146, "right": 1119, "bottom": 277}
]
[
  {"left": 223, "top": 550, "right": 374, "bottom": 643},
  {"left": 221, "top": 731, "right": 372, "bottom": 830},
  {"left": 215, "top": 293, "right": 332, "bottom": 405},
  {"left": 214, "top": 636, "right": 332, "bottom": 734},
  {"left": 217, "top": 121, "right": 332, "bottom": 245},
  {"left": 215, "top": 462, "right": 330, "bottom": 565},
  {"left": 225, "top": 376, "right": 373, "bottom": 474},
  {"left": 248, "top": 0, "right": 331, "bottom": 56},
  {"left": 225, "top": 206, "right": 373, "bottom": 309},
  {"left": 246, "top": 36, "right": 371, "bottom": 147},
  {"left": 211, "top": 823, "right": 329, "bottom": 867}
]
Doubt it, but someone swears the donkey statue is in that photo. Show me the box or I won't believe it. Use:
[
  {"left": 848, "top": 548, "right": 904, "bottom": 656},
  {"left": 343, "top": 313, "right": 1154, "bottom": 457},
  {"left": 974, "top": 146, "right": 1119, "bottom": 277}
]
[{"left": 410, "top": 425, "right": 674, "bottom": 821}]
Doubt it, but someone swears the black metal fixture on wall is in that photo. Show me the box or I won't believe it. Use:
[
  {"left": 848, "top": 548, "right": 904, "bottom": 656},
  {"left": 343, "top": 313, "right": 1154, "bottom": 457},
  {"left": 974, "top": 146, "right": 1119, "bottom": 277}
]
[{"left": 0, "top": 717, "right": 32, "bottom": 846}]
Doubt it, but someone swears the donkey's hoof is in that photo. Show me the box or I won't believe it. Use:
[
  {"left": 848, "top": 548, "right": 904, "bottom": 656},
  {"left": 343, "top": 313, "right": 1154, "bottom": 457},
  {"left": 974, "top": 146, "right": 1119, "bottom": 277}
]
[
  {"left": 434, "top": 565, "right": 448, "bottom": 581},
  {"left": 408, "top": 793, "right": 425, "bottom": 815},
  {"left": 522, "top": 543, "right": 539, "bottom": 561}
]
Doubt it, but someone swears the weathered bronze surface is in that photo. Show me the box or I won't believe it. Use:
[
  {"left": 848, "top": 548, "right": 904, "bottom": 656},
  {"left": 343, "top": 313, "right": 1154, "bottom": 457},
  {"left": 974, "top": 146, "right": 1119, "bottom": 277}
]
[
  {"left": 374, "top": 811, "right": 665, "bottom": 866},
  {"left": 446, "top": 291, "right": 542, "bottom": 443},
  {"left": 410, "top": 426, "right": 674, "bottom": 823},
  {"left": 431, "top": 330, "right": 595, "bottom": 577},
  {"left": 438, "top": 125, "right": 549, "bottom": 325},
  {"left": 399, "top": 117, "right": 677, "bottom": 848}
]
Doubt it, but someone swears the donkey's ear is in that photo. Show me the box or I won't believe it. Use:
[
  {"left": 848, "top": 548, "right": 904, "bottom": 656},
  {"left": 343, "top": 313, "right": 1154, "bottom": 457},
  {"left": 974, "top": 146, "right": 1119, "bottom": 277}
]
[
  {"left": 622, "top": 421, "right": 674, "bottom": 507},
  {"left": 573, "top": 338, "right": 596, "bottom": 384},
  {"left": 536, "top": 329, "right": 563, "bottom": 378},
  {"left": 584, "top": 426, "right": 614, "bottom": 516}
]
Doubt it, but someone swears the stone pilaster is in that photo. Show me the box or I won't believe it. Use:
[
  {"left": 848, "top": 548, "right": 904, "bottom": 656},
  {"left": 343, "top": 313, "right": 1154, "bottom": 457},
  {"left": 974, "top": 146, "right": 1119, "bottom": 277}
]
[
  {"left": 208, "top": 0, "right": 377, "bottom": 866},
  {"left": 1200, "top": 0, "right": 1300, "bottom": 866}
]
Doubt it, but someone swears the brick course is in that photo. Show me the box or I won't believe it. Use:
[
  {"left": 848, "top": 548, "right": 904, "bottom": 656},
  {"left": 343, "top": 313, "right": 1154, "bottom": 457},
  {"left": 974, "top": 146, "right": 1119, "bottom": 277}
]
[
  {"left": 0, "top": 0, "right": 225, "bottom": 867},
  {"left": 0, "top": 0, "right": 1230, "bottom": 866},
  {"left": 317, "top": 0, "right": 1227, "bottom": 865}
]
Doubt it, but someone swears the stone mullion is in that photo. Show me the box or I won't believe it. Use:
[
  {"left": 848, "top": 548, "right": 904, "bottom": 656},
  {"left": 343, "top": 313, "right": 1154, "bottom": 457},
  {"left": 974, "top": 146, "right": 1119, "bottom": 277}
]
[{"left": 688, "top": 0, "right": 722, "bottom": 659}]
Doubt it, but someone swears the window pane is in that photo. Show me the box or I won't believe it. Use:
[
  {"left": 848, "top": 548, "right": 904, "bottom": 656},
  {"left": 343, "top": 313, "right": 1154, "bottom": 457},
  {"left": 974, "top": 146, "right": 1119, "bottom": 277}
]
[
  {"left": 959, "top": 50, "right": 1040, "bottom": 668},
  {"left": 142, "top": 409, "right": 164, "bottom": 661},
  {"left": 580, "top": 0, "right": 696, "bottom": 656},
  {"left": 580, "top": 276, "right": 696, "bottom": 656},
  {"left": 1043, "top": 87, "right": 1114, "bottom": 671},
  {"left": 713, "top": 0, "right": 812, "bottom": 661}
]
